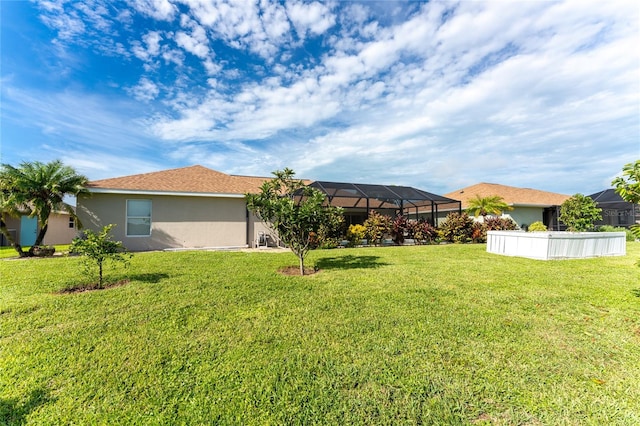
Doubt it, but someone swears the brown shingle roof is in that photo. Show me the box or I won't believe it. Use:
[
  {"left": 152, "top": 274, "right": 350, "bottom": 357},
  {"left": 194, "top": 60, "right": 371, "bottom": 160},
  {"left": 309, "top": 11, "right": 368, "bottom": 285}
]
[
  {"left": 88, "top": 165, "right": 268, "bottom": 194},
  {"left": 445, "top": 182, "right": 570, "bottom": 208}
]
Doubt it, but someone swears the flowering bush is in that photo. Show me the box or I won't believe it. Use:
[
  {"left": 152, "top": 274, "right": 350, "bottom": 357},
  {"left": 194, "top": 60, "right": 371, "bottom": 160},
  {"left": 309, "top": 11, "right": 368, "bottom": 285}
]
[{"left": 346, "top": 224, "right": 366, "bottom": 246}]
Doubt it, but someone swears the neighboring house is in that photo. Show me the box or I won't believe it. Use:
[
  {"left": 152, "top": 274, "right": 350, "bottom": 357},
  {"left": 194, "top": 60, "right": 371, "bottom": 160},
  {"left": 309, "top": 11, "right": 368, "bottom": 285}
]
[
  {"left": 444, "top": 183, "right": 570, "bottom": 230},
  {"left": 0, "top": 210, "right": 78, "bottom": 247},
  {"left": 76, "top": 165, "right": 272, "bottom": 251},
  {"left": 77, "top": 165, "right": 462, "bottom": 251},
  {"left": 589, "top": 189, "right": 640, "bottom": 228}
]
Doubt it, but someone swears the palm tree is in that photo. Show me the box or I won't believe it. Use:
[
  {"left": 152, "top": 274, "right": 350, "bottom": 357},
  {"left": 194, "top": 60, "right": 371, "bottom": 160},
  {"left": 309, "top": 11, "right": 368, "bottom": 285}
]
[
  {"left": 466, "top": 194, "right": 513, "bottom": 218},
  {"left": 0, "top": 160, "right": 89, "bottom": 257}
]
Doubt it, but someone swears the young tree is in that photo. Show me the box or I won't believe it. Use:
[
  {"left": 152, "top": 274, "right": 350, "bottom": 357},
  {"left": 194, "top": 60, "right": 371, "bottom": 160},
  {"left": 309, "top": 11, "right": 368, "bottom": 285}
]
[
  {"left": 246, "top": 169, "right": 343, "bottom": 275},
  {"left": 559, "top": 194, "right": 602, "bottom": 232},
  {"left": 0, "top": 160, "right": 89, "bottom": 257},
  {"left": 466, "top": 195, "right": 513, "bottom": 218},
  {"left": 70, "top": 225, "right": 131, "bottom": 288}
]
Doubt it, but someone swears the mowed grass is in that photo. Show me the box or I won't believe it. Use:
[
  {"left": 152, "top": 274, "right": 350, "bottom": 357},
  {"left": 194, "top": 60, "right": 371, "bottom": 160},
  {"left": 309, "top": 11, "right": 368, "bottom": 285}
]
[{"left": 1, "top": 244, "right": 639, "bottom": 425}]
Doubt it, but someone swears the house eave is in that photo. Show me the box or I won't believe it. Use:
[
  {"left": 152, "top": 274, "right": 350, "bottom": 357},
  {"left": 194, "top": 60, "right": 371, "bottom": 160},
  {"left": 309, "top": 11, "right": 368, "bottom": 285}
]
[{"left": 86, "top": 188, "right": 246, "bottom": 198}]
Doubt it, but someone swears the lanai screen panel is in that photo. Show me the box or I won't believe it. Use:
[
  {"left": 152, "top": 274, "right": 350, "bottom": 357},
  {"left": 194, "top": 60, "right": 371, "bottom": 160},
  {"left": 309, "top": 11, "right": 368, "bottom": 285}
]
[{"left": 307, "top": 181, "right": 461, "bottom": 215}]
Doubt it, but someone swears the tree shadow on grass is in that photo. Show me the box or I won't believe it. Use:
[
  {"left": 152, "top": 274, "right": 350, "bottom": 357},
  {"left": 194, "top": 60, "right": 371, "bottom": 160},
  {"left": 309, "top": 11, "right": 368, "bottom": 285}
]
[
  {"left": 316, "top": 255, "right": 389, "bottom": 270},
  {"left": 129, "top": 272, "right": 170, "bottom": 283},
  {"left": 58, "top": 273, "right": 170, "bottom": 294},
  {"left": 0, "top": 388, "right": 52, "bottom": 425}
]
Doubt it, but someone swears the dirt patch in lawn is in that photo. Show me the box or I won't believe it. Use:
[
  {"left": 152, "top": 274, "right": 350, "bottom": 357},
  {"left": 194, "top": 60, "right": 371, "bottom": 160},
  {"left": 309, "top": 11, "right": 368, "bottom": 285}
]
[{"left": 278, "top": 266, "right": 319, "bottom": 276}]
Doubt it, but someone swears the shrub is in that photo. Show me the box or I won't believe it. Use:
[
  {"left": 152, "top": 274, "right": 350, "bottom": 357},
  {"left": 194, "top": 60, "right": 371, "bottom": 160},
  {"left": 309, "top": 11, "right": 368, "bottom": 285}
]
[
  {"left": 346, "top": 224, "right": 366, "bottom": 247},
  {"left": 391, "top": 215, "right": 408, "bottom": 245},
  {"left": 407, "top": 220, "right": 438, "bottom": 244},
  {"left": 597, "top": 225, "right": 636, "bottom": 241},
  {"left": 363, "top": 211, "right": 392, "bottom": 246},
  {"left": 484, "top": 216, "right": 519, "bottom": 231},
  {"left": 528, "top": 221, "right": 547, "bottom": 232},
  {"left": 471, "top": 222, "right": 486, "bottom": 243},
  {"left": 438, "top": 212, "right": 475, "bottom": 243}
]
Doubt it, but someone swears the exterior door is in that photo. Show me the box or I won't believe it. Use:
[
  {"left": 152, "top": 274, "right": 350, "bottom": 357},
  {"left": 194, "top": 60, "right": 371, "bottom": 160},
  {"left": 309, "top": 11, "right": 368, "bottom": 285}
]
[{"left": 20, "top": 216, "right": 38, "bottom": 246}]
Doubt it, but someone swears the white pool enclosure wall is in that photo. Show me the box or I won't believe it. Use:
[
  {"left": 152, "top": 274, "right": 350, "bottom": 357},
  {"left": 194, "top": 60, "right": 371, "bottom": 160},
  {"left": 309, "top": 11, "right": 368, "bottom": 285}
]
[{"left": 486, "top": 231, "right": 626, "bottom": 260}]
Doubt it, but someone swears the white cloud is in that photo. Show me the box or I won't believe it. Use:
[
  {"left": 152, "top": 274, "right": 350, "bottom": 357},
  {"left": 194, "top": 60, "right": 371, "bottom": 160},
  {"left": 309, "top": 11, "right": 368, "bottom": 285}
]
[
  {"left": 129, "top": 77, "right": 160, "bottom": 102},
  {"left": 132, "top": 30, "right": 163, "bottom": 61},
  {"left": 15, "top": 0, "right": 640, "bottom": 195},
  {"left": 174, "top": 15, "right": 211, "bottom": 58},
  {"left": 129, "top": 0, "right": 176, "bottom": 21},
  {"left": 286, "top": 1, "right": 336, "bottom": 38}
]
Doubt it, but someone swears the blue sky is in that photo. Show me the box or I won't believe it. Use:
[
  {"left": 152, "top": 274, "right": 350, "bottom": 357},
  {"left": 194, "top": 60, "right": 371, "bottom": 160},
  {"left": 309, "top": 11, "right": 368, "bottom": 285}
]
[{"left": 1, "top": 0, "right": 638, "bottom": 195}]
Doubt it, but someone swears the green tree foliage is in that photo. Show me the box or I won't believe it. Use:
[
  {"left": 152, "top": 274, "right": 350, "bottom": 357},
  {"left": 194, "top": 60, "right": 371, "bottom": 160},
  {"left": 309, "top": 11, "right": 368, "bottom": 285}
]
[
  {"left": 466, "top": 195, "right": 513, "bottom": 217},
  {"left": 70, "top": 225, "right": 131, "bottom": 288},
  {"left": 246, "top": 169, "right": 343, "bottom": 275},
  {"left": 559, "top": 194, "right": 602, "bottom": 232},
  {"left": 0, "top": 160, "right": 89, "bottom": 257},
  {"left": 363, "top": 211, "right": 392, "bottom": 246},
  {"left": 611, "top": 160, "right": 640, "bottom": 239},
  {"left": 315, "top": 212, "right": 345, "bottom": 249}
]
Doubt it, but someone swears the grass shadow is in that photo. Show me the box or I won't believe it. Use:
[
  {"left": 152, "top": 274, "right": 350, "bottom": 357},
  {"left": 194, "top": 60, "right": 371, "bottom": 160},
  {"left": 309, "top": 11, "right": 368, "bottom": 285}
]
[
  {"left": 632, "top": 288, "right": 640, "bottom": 298},
  {"left": 0, "top": 388, "right": 52, "bottom": 425},
  {"left": 129, "top": 272, "right": 170, "bottom": 283},
  {"left": 58, "top": 273, "right": 170, "bottom": 294},
  {"left": 316, "top": 255, "right": 389, "bottom": 270}
]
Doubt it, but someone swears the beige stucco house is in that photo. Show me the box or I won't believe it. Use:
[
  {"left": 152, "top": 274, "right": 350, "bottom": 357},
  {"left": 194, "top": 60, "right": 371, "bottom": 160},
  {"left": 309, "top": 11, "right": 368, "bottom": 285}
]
[
  {"left": 0, "top": 211, "right": 78, "bottom": 247},
  {"left": 444, "top": 182, "right": 570, "bottom": 230},
  {"left": 76, "top": 165, "right": 273, "bottom": 251}
]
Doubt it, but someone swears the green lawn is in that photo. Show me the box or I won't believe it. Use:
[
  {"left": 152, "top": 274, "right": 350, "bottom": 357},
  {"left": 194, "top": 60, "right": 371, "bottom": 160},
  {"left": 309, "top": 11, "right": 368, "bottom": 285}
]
[
  {"left": 1, "top": 244, "right": 639, "bottom": 424},
  {"left": 0, "top": 245, "right": 70, "bottom": 259}
]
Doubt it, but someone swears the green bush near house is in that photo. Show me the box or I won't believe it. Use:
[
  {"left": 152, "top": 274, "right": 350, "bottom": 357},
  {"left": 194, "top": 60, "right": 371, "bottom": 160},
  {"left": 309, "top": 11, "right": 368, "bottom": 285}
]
[
  {"left": 597, "top": 225, "right": 636, "bottom": 241},
  {"left": 2, "top": 244, "right": 640, "bottom": 424},
  {"left": 528, "top": 221, "right": 548, "bottom": 232}
]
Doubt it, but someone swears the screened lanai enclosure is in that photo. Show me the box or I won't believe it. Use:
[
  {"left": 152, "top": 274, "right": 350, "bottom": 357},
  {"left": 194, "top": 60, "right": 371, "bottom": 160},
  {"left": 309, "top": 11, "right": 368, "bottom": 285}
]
[{"left": 306, "top": 181, "right": 462, "bottom": 226}]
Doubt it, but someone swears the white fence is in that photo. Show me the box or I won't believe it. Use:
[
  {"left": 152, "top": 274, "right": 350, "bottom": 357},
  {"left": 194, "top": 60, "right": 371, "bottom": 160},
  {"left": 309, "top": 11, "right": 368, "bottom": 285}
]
[{"left": 486, "top": 231, "right": 626, "bottom": 260}]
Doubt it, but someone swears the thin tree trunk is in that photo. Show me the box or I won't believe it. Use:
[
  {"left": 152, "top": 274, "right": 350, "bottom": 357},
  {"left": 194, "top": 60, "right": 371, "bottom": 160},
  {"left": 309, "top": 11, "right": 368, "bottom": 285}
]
[
  {"left": 98, "top": 261, "right": 104, "bottom": 288},
  {"left": 299, "top": 254, "right": 305, "bottom": 276}
]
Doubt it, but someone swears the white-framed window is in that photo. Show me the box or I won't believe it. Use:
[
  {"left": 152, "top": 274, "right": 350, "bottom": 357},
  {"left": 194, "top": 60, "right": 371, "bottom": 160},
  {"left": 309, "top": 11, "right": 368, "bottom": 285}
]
[
  {"left": 68, "top": 217, "right": 75, "bottom": 229},
  {"left": 126, "top": 199, "right": 152, "bottom": 237}
]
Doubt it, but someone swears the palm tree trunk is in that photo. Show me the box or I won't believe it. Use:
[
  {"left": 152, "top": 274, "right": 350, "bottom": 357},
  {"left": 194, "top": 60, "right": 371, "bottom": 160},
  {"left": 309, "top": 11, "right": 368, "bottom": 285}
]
[
  {"left": 28, "top": 223, "right": 49, "bottom": 256},
  {"left": 0, "top": 216, "right": 26, "bottom": 257}
]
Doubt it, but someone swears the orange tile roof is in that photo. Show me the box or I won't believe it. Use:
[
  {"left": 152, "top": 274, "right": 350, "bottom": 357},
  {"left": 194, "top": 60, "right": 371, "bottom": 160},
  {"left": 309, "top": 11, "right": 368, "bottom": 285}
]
[
  {"left": 87, "top": 165, "right": 268, "bottom": 194},
  {"left": 444, "top": 182, "right": 570, "bottom": 208}
]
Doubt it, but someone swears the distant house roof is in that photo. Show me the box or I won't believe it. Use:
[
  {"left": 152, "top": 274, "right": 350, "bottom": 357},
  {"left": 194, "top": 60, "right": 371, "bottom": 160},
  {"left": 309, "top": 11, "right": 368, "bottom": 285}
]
[
  {"left": 87, "top": 165, "right": 268, "bottom": 196},
  {"left": 444, "top": 182, "right": 570, "bottom": 208}
]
